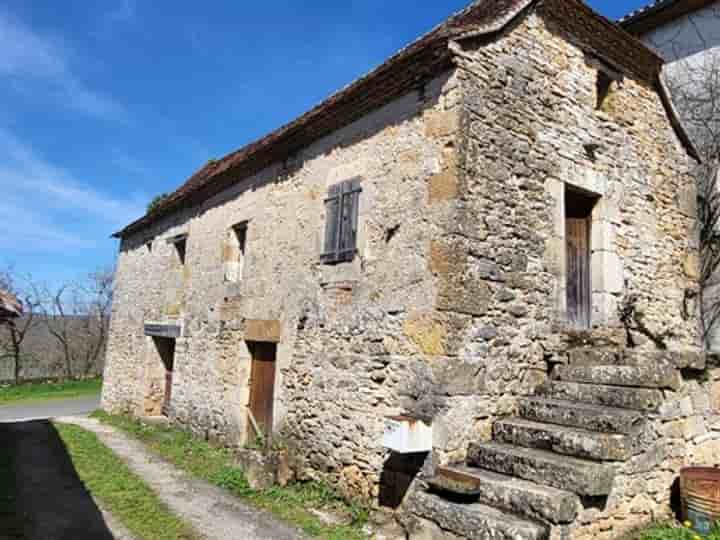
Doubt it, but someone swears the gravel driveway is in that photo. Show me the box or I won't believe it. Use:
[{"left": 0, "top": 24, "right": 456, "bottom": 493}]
[{"left": 56, "top": 416, "right": 306, "bottom": 540}]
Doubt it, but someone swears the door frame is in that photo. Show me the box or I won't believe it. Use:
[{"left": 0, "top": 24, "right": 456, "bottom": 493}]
[{"left": 564, "top": 185, "right": 599, "bottom": 330}]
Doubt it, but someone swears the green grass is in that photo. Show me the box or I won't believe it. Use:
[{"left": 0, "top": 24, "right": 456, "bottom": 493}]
[
  {"left": 626, "top": 522, "right": 720, "bottom": 540},
  {"left": 55, "top": 422, "right": 199, "bottom": 540},
  {"left": 0, "top": 378, "right": 103, "bottom": 405},
  {"left": 92, "top": 411, "right": 370, "bottom": 540}
]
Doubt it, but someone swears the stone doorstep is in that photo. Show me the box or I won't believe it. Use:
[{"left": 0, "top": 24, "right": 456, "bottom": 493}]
[
  {"left": 519, "top": 397, "right": 646, "bottom": 435},
  {"left": 493, "top": 417, "right": 634, "bottom": 461},
  {"left": 552, "top": 364, "right": 682, "bottom": 390},
  {"left": 538, "top": 380, "right": 665, "bottom": 411},
  {"left": 405, "top": 490, "right": 548, "bottom": 540},
  {"left": 429, "top": 465, "right": 580, "bottom": 525},
  {"left": 467, "top": 442, "right": 616, "bottom": 497}
]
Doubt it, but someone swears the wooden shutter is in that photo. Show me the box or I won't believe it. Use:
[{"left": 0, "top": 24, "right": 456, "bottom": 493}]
[
  {"left": 321, "top": 183, "right": 342, "bottom": 263},
  {"left": 322, "top": 179, "right": 361, "bottom": 264},
  {"left": 339, "top": 179, "right": 361, "bottom": 262}
]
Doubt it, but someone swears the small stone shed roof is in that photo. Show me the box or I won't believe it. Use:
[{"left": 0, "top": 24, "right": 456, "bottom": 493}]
[
  {"left": 620, "top": 0, "right": 717, "bottom": 35},
  {"left": 114, "top": 0, "right": 696, "bottom": 239},
  {"left": 0, "top": 289, "right": 22, "bottom": 320}
]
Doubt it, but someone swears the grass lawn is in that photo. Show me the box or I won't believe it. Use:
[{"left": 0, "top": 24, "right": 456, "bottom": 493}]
[
  {"left": 93, "top": 411, "right": 370, "bottom": 540},
  {"left": 0, "top": 378, "right": 103, "bottom": 405},
  {"left": 55, "top": 422, "right": 199, "bottom": 540},
  {"left": 625, "top": 522, "right": 720, "bottom": 540}
]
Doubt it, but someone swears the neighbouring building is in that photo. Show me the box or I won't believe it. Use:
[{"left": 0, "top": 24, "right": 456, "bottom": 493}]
[
  {"left": 103, "top": 1, "right": 720, "bottom": 538},
  {"left": 622, "top": 1, "right": 720, "bottom": 351},
  {"left": 0, "top": 289, "right": 21, "bottom": 321},
  {"left": 620, "top": 0, "right": 720, "bottom": 67}
]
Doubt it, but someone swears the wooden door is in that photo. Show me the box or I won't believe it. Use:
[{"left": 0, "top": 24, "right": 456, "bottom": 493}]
[
  {"left": 247, "top": 343, "right": 276, "bottom": 442},
  {"left": 566, "top": 218, "right": 591, "bottom": 329}
]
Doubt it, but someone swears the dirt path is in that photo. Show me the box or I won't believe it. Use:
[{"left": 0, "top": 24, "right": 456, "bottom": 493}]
[
  {"left": 1, "top": 420, "right": 133, "bottom": 540},
  {"left": 56, "top": 416, "right": 306, "bottom": 540}
]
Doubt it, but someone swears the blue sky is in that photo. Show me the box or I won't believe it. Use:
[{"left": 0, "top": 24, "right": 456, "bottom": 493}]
[{"left": 0, "top": 0, "right": 649, "bottom": 287}]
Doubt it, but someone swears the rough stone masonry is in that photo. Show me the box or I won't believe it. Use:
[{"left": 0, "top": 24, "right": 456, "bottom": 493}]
[{"left": 102, "top": 0, "right": 716, "bottom": 538}]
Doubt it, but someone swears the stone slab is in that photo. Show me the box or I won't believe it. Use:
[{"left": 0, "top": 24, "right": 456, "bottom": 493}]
[
  {"left": 467, "top": 442, "right": 616, "bottom": 497},
  {"left": 518, "top": 397, "right": 645, "bottom": 435},
  {"left": 552, "top": 364, "right": 682, "bottom": 390},
  {"left": 430, "top": 465, "right": 580, "bottom": 524},
  {"left": 538, "top": 381, "right": 664, "bottom": 411},
  {"left": 405, "top": 490, "right": 548, "bottom": 540},
  {"left": 494, "top": 417, "right": 633, "bottom": 461}
]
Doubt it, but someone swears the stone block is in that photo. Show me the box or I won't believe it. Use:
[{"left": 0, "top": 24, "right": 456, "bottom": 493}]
[
  {"left": 591, "top": 250, "right": 623, "bottom": 294},
  {"left": 404, "top": 315, "right": 447, "bottom": 356},
  {"left": 425, "top": 110, "right": 459, "bottom": 139},
  {"left": 591, "top": 221, "right": 616, "bottom": 253},
  {"left": 691, "top": 436, "right": 720, "bottom": 464},
  {"left": 428, "top": 170, "right": 459, "bottom": 203},
  {"left": 712, "top": 382, "right": 720, "bottom": 410},
  {"left": 244, "top": 319, "right": 281, "bottom": 343},
  {"left": 682, "top": 416, "right": 707, "bottom": 440},
  {"left": 678, "top": 184, "right": 697, "bottom": 218},
  {"left": 684, "top": 253, "right": 700, "bottom": 280}
]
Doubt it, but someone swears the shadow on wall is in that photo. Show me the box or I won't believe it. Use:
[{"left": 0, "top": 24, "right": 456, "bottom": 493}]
[
  {"left": 0, "top": 420, "right": 115, "bottom": 540},
  {"left": 379, "top": 451, "right": 428, "bottom": 509}
]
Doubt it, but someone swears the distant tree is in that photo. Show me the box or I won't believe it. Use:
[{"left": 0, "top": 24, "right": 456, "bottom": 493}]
[
  {"left": 0, "top": 268, "right": 41, "bottom": 383},
  {"left": 38, "top": 267, "right": 115, "bottom": 378},
  {"left": 147, "top": 193, "right": 169, "bottom": 213}
]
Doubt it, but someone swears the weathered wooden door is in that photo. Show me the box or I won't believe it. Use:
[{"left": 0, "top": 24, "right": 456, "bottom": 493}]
[
  {"left": 566, "top": 217, "right": 591, "bottom": 329},
  {"left": 247, "top": 343, "right": 276, "bottom": 441}
]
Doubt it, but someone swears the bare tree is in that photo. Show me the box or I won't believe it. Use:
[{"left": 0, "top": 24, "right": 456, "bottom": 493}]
[
  {"left": 38, "top": 267, "right": 114, "bottom": 379},
  {"left": 645, "top": 11, "right": 720, "bottom": 346},
  {"left": 0, "top": 268, "right": 41, "bottom": 383}
]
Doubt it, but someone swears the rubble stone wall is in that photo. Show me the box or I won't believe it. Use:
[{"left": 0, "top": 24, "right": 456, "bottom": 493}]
[{"left": 103, "top": 6, "right": 703, "bottom": 530}]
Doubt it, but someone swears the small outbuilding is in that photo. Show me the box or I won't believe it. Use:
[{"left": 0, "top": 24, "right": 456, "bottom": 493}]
[{"left": 0, "top": 289, "right": 22, "bottom": 322}]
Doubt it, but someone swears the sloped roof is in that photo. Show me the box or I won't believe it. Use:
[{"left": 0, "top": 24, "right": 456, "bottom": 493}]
[
  {"left": 620, "top": 0, "right": 717, "bottom": 35},
  {"left": 114, "top": 0, "right": 678, "bottom": 239},
  {"left": 0, "top": 290, "right": 22, "bottom": 320}
]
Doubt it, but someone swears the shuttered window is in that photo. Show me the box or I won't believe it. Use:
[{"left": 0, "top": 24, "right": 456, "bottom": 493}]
[{"left": 321, "top": 178, "right": 361, "bottom": 264}]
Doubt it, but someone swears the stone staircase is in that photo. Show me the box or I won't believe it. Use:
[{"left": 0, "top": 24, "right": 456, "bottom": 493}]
[{"left": 404, "top": 348, "right": 689, "bottom": 540}]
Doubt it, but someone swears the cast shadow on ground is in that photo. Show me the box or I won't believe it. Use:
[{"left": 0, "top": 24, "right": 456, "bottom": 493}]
[{"left": 0, "top": 420, "right": 115, "bottom": 540}]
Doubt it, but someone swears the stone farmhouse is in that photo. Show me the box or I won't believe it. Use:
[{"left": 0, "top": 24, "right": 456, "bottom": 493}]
[{"left": 103, "top": 0, "right": 720, "bottom": 538}]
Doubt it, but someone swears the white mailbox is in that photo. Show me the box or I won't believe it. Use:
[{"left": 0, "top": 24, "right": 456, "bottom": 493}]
[{"left": 383, "top": 416, "right": 433, "bottom": 454}]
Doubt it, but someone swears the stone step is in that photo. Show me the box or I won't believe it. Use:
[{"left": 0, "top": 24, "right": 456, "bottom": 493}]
[
  {"left": 566, "top": 348, "right": 620, "bottom": 366},
  {"left": 494, "top": 417, "right": 634, "bottom": 461},
  {"left": 538, "top": 380, "right": 664, "bottom": 411},
  {"left": 519, "top": 397, "right": 645, "bottom": 435},
  {"left": 622, "top": 350, "right": 705, "bottom": 370},
  {"left": 552, "top": 364, "right": 681, "bottom": 390},
  {"left": 429, "top": 464, "right": 580, "bottom": 524},
  {"left": 467, "top": 442, "right": 615, "bottom": 496},
  {"left": 406, "top": 489, "right": 549, "bottom": 540}
]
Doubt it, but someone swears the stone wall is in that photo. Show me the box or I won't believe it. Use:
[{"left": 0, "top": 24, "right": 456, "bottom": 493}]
[
  {"left": 102, "top": 70, "right": 464, "bottom": 481},
  {"left": 102, "top": 4, "right": 702, "bottom": 533}
]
